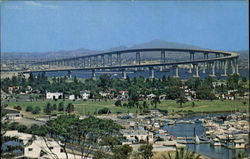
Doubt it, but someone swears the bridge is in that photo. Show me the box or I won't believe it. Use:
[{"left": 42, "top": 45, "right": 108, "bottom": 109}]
[{"left": 22, "top": 48, "right": 239, "bottom": 79}]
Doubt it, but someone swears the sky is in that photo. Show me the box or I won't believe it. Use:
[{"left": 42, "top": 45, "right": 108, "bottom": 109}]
[{"left": 1, "top": 1, "right": 249, "bottom": 52}]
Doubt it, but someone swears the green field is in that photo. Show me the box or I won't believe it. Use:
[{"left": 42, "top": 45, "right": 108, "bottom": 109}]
[{"left": 3, "top": 98, "right": 249, "bottom": 115}]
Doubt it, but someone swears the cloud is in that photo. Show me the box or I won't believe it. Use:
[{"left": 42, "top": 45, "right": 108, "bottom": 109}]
[{"left": 24, "top": 1, "right": 58, "bottom": 9}]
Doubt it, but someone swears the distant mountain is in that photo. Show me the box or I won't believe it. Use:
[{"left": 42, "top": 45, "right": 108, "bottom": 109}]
[
  {"left": 1, "top": 39, "right": 248, "bottom": 60},
  {"left": 130, "top": 39, "right": 201, "bottom": 49}
]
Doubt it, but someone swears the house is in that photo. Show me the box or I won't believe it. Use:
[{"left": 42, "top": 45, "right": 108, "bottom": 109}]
[
  {"left": 117, "top": 90, "right": 128, "bottom": 100},
  {"left": 212, "top": 82, "right": 226, "bottom": 88},
  {"left": 1, "top": 90, "right": 9, "bottom": 99},
  {"left": 46, "top": 92, "right": 63, "bottom": 100},
  {"left": 8, "top": 86, "right": 20, "bottom": 94},
  {"left": 2, "top": 109, "right": 22, "bottom": 121},
  {"left": 80, "top": 90, "right": 90, "bottom": 100},
  {"left": 159, "top": 95, "right": 166, "bottom": 100},
  {"left": 121, "top": 129, "right": 154, "bottom": 144},
  {"left": 147, "top": 93, "right": 156, "bottom": 100},
  {"left": 4, "top": 131, "right": 82, "bottom": 159},
  {"left": 69, "top": 94, "right": 75, "bottom": 100},
  {"left": 4, "top": 130, "right": 33, "bottom": 145}
]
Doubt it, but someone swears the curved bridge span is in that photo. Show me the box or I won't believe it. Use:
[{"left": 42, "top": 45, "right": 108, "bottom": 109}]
[{"left": 24, "top": 48, "right": 239, "bottom": 78}]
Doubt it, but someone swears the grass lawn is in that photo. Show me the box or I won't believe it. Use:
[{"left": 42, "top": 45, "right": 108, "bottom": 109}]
[{"left": 3, "top": 99, "right": 249, "bottom": 116}]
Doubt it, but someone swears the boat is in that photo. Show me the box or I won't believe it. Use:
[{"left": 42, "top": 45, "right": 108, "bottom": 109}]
[
  {"left": 167, "top": 120, "right": 176, "bottom": 125},
  {"left": 210, "top": 137, "right": 222, "bottom": 146},
  {"left": 195, "top": 135, "right": 201, "bottom": 144}
]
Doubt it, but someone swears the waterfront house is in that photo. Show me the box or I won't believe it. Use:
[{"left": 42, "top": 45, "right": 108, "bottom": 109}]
[{"left": 46, "top": 92, "right": 63, "bottom": 100}]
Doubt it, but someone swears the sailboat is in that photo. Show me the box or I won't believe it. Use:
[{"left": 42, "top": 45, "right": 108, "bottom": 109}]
[{"left": 195, "top": 135, "right": 201, "bottom": 144}]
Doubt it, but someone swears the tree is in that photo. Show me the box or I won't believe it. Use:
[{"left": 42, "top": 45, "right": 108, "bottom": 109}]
[
  {"left": 52, "top": 103, "right": 57, "bottom": 111},
  {"left": 163, "top": 148, "right": 200, "bottom": 159},
  {"left": 115, "top": 100, "right": 122, "bottom": 107},
  {"left": 66, "top": 103, "right": 74, "bottom": 113},
  {"left": 44, "top": 103, "right": 52, "bottom": 114},
  {"left": 151, "top": 95, "right": 160, "bottom": 109},
  {"left": 233, "top": 151, "right": 246, "bottom": 159},
  {"left": 112, "top": 144, "right": 133, "bottom": 159},
  {"left": 227, "top": 73, "right": 240, "bottom": 90},
  {"left": 143, "top": 101, "right": 148, "bottom": 109},
  {"left": 32, "top": 107, "right": 41, "bottom": 114},
  {"left": 98, "top": 108, "right": 111, "bottom": 114},
  {"left": 93, "top": 149, "right": 106, "bottom": 159},
  {"left": 176, "top": 95, "right": 187, "bottom": 108},
  {"left": 58, "top": 102, "right": 64, "bottom": 112},
  {"left": 138, "top": 144, "right": 153, "bottom": 159}
]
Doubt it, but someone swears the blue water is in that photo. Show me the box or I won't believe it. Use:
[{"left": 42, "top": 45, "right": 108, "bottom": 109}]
[
  {"left": 34, "top": 68, "right": 249, "bottom": 80},
  {"left": 162, "top": 116, "right": 250, "bottom": 159}
]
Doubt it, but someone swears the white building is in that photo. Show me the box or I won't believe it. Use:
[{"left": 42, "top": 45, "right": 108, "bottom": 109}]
[
  {"left": 46, "top": 92, "right": 63, "bottom": 100},
  {"left": 80, "top": 90, "right": 90, "bottom": 100},
  {"left": 122, "top": 129, "right": 154, "bottom": 144},
  {"left": 4, "top": 130, "right": 83, "bottom": 159},
  {"left": 69, "top": 94, "right": 75, "bottom": 100},
  {"left": 2, "top": 109, "right": 22, "bottom": 121}
]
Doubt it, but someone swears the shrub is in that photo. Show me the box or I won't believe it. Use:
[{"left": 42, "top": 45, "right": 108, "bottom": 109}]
[
  {"left": 26, "top": 106, "right": 33, "bottom": 112},
  {"left": 98, "top": 108, "right": 111, "bottom": 114}
]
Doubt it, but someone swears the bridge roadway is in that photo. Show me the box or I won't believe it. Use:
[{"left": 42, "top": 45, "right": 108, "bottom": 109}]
[{"left": 23, "top": 48, "right": 240, "bottom": 78}]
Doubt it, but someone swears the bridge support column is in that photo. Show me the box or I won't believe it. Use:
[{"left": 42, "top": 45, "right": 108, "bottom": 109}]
[
  {"left": 160, "top": 51, "right": 166, "bottom": 71},
  {"left": 101, "top": 55, "right": 104, "bottom": 67},
  {"left": 67, "top": 70, "right": 72, "bottom": 78},
  {"left": 117, "top": 53, "right": 121, "bottom": 66},
  {"left": 122, "top": 69, "right": 127, "bottom": 79},
  {"left": 107, "top": 55, "right": 112, "bottom": 66},
  {"left": 136, "top": 52, "right": 141, "bottom": 65},
  {"left": 235, "top": 58, "right": 239, "bottom": 75},
  {"left": 202, "top": 63, "right": 206, "bottom": 74},
  {"left": 91, "top": 69, "right": 96, "bottom": 79},
  {"left": 221, "top": 60, "right": 228, "bottom": 76},
  {"left": 94, "top": 56, "right": 98, "bottom": 67},
  {"left": 149, "top": 67, "right": 155, "bottom": 79},
  {"left": 193, "top": 64, "right": 199, "bottom": 78},
  {"left": 209, "top": 62, "right": 216, "bottom": 77},
  {"left": 231, "top": 59, "right": 236, "bottom": 74},
  {"left": 173, "top": 65, "right": 179, "bottom": 78}
]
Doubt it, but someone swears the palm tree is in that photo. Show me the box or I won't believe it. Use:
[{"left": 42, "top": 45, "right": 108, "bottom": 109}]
[{"left": 161, "top": 148, "right": 201, "bottom": 159}]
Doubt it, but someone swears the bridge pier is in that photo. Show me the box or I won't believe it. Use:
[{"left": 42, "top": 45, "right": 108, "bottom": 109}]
[
  {"left": 202, "top": 62, "right": 206, "bottom": 74},
  {"left": 108, "top": 54, "right": 112, "bottom": 66},
  {"left": 122, "top": 69, "right": 127, "bottom": 79},
  {"left": 188, "top": 51, "right": 195, "bottom": 73},
  {"left": 193, "top": 64, "right": 199, "bottom": 78},
  {"left": 235, "top": 58, "right": 239, "bottom": 75},
  {"left": 67, "top": 70, "right": 72, "bottom": 78},
  {"left": 91, "top": 69, "right": 96, "bottom": 79},
  {"left": 94, "top": 56, "right": 98, "bottom": 67},
  {"left": 117, "top": 53, "right": 121, "bottom": 66},
  {"left": 221, "top": 60, "right": 228, "bottom": 76},
  {"left": 173, "top": 65, "right": 179, "bottom": 78},
  {"left": 101, "top": 55, "right": 104, "bottom": 67},
  {"left": 149, "top": 67, "right": 155, "bottom": 79},
  {"left": 209, "top": 62, "right": 216, "bottom": 77},
  {"left": 160, "top": 51, "right": 166, "bottom": 71},
  {"left": 188, "top": 64, "right": 193, "bottom": 73},
  {"left": 136, "top": 52, "right": 141, "bottom": 65}
]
